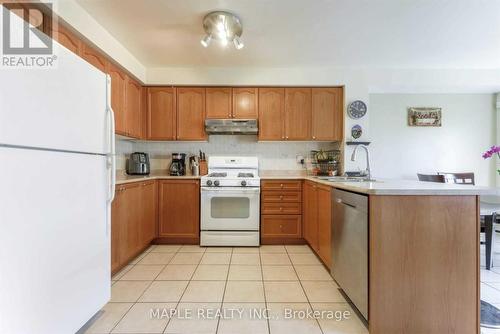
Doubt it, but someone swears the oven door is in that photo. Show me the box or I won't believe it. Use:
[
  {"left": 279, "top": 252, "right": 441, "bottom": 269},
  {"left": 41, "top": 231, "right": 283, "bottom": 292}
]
[{"left": 201, "top": 187, "right": 260, "bottom": 231}]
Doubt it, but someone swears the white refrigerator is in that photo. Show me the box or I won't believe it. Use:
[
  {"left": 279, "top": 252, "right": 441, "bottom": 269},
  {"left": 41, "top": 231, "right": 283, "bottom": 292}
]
[{"left": 0, "top": 41, "right": 115, "bottom": 332}]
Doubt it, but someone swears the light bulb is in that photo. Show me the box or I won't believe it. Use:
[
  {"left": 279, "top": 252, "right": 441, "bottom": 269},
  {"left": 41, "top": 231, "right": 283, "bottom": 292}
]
[
  {"left": 233, "top": 37, "right": 244, "bottom": 50},
  {"left": 201, "top": 34, "right": 212, "bottom": 48}
]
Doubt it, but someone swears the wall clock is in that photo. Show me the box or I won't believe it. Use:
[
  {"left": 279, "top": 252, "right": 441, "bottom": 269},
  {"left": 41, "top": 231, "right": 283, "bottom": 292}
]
[{"left": 347, "top": 100, "right": 367, "bottom": 119}]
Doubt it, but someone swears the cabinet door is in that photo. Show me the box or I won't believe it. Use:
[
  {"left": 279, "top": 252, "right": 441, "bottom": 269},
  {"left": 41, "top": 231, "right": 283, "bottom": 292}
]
[
  {"left": 126, "top": 77, "right": 143, "bottom": 139},
  {"left": 80, "top": 44, "right": 107, "bottom": 72},
  {"left": 312, "top": 88, "right": 343, "bottom": 141},
  {"left": 52, "top": 23, "right": 81, "bottom": 55},
  {"left": 317, "top": 184, "right": 332, "bottom": 267},
  {"left": 206, "top": 87, "right": 232, "bottom": 119},
  {"left": 119, "top": 183, "right": 142, "bottom": 263},
  {"left": 111, "top": 186, "right": 125, "bottom": 273},
  {"left": 176, "top": 87, "right": 206, "bottom": 140},
  {"left": 285, "top": 88, "right": 311, "bottom": 140},
  {"left": 258, "top": 88, "right": 284, "bottom": 140},
  {"left": 303, "top": 181, "right": 318, "bottom": 250},
  {"left": 232, "top": 88, "right": 258, "bottom": 119},
  {"left": 107, "top": 63, "right": 127, "bottom": 136},
  {"left": 158, "top": 180, "right": 200, "bottom": 242},
  {"left": 140, "top": 181, "right": 157, "bottom": 246},
  {"left": 147, "top": 87, "right": 176, "bottom": 140}
]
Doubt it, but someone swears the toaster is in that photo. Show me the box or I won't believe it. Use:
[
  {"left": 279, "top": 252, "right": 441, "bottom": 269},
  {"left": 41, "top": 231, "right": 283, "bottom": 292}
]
[{"left": 126, "top": 152, "right": 150, "bottom": 175}]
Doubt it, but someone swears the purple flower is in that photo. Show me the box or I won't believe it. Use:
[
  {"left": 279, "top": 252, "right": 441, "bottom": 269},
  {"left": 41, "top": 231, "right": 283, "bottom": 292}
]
[{"left": 483, "top": 145, "right": 500, "bottom": 159}]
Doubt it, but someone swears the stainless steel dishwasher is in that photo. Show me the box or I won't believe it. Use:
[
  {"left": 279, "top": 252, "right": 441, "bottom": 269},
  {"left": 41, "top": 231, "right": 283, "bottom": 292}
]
[{"left": 331, "top": 188, "right": 368, "bottom": 320}]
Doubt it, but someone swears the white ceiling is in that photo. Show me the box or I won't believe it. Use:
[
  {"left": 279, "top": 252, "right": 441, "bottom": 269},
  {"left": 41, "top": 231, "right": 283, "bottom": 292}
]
[{"left": 76, "top": 0, "right": 500, "bottom": 69}]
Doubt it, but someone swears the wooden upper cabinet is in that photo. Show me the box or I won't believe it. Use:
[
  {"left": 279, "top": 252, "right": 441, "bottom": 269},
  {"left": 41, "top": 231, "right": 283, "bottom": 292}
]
[
  {"left": 126, "top": 77, "right": 143, "bottom": 138},
  {"left": 258, "top": 88, "right": 284, "bottom": 140},
  {"left": 285, "top": 88, "right": 311, "bottom": 140},
  {"left": 311, "top": 88, "right": 343, "bottom": 141},
  {"left": 80, "top": 44, "right": 107, "bottom": 72},
  {"left": 52, "top": 23, "right": 81, "bottom": 55},
  {"left": 107, "top": 63, "right": 127, "bottom": 136},
  {"left": 206, "top": 87, "right": 232, "bottom": 119},
  {"left": 147, "top": 87, "right": 176, "bottom": 140},
  {"left": 176, "top": 87, "right": 206, "bottom": 141},
  {"left": 232, "top": 87, "right": 258, "bottom": 119}
]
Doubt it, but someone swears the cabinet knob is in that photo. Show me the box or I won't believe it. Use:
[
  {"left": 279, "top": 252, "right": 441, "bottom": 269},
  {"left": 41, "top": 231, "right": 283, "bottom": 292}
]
[
  {"left": 286, "top": 136, "right": 289, "bottom": 139},
  {"left": 312, "top": 136, "right": 316, "bottom": 140},
  {"left": 280, "top": 224, "right": 283, "bottom": 230},
  {"left": 280, "top": 184, "right": 284, "bottom": 188},
  {"left": 279, "top": 195, "right": 284, "bottom": 200},
  {"left": 279, "top": 207, "right": 283, "bottom": 211}
]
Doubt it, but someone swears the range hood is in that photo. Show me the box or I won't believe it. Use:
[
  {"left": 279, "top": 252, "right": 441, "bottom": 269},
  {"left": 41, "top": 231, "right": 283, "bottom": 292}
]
[{"left": 205, "top": 119, "right": 258, "bottom": 135}]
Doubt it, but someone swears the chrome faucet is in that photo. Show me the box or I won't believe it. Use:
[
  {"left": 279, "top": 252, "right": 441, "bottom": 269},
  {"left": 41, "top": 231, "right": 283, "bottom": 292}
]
[{"left": 351, "top": 145, "right": 371, "bottom": 180}]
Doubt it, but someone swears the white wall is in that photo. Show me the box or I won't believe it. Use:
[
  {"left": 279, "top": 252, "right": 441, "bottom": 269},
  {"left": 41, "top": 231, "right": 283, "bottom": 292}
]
[
  {"left": 116, "top": 136, "right": 338, "bottom": 172},
  {"left": 369, "top": 94, "right": 496, "bottom": 186}
]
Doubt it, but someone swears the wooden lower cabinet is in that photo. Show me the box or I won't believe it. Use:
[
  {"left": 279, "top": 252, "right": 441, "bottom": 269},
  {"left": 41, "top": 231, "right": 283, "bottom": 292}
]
[
  {"left": 261, "top": 180, "right": 303, "bottom": 244},
  {"left": 158, "top": 180, "right": 200, "bottom": 243},
  {"left": 303, "top": 180, "right": 332, "bottom": 267},
  {"left": 111, "top": 181, "right": 158, "bottom": 274}
]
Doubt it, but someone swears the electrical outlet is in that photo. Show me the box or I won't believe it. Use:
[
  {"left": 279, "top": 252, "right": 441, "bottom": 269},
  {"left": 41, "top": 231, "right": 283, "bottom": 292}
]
[{"left": 296, "top": 155, "right": 304, "bottom": 165}]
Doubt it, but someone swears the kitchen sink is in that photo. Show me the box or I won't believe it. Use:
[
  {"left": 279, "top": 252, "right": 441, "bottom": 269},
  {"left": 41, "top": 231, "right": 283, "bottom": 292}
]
[{"left": 314, "top": 176, "right": 378, "bottom": 182}]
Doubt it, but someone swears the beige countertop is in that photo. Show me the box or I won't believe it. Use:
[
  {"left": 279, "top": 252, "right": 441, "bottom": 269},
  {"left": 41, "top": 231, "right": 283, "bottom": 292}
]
[{"left": 117, "top": 169, "right": 496, "bottom": 195}]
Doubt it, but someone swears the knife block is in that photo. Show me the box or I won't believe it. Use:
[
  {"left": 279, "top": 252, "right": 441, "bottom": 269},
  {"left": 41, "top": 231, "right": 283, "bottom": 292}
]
[{"left": 199, "top": 160, "right": 208, "bottom": 176}]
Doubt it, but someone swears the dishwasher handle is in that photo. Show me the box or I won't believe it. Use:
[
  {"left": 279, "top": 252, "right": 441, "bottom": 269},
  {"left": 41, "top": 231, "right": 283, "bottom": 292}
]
[{"left": 336, "top": 198, "right": 357, "bottom": 209}]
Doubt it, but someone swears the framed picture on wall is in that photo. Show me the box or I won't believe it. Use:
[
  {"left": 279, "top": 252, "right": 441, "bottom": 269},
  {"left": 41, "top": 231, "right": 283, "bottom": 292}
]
[{"left": 408, "top": 107, "right": 442, "bottom": 127}]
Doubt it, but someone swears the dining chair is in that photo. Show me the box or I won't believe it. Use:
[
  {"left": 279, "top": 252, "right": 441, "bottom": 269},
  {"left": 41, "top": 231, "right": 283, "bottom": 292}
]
[{"left": 417, "top": 173, "right": 446, "bottom": 183}]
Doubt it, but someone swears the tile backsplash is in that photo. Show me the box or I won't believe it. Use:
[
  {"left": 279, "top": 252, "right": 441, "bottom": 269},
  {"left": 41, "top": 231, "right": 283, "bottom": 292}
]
[{"left": 116, "top": 135, "right": 339, "bottom": 172}]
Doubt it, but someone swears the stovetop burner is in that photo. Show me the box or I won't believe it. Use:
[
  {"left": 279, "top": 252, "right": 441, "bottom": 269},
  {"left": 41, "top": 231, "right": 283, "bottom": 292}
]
[
  {"left": 208, "top": 172, "right": 227, "bottom": 177},
  {"left": 238, "top": 173, "right": 254, "bottom": 178}
]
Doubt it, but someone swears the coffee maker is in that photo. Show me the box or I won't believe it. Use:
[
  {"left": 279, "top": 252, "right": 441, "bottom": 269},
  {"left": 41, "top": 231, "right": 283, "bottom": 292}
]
[{"left": 169, "top": 153, "right": 186, "bottom": 176}]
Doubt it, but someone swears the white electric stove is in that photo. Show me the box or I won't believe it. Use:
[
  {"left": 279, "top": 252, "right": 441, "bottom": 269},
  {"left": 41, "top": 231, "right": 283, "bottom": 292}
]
[{"left": 200, "top": 156, "right": 260, "bottom": 246}]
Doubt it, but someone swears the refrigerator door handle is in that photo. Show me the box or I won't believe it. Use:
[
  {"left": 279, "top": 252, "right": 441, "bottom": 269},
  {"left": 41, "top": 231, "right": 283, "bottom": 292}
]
[{"left": 106, "top": 75, "right": 116, "bottom": 204}]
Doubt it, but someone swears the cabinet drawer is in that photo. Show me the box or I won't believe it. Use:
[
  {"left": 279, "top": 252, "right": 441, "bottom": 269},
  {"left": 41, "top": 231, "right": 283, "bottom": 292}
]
[
  {"left": 261, "top": 215, "right": 302, "bottom": 238},
  {"left": 262, "top": 191, "right": 302, "bottom": 203},
  {"left": 262, "top": 202, "right": 301, "bottom": 215},
  {"left": 261, "top": 180, "right": 302, "bottom": 191}
]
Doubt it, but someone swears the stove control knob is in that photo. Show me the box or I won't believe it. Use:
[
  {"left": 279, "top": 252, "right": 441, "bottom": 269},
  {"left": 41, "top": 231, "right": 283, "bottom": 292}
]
[
  {"left": 206, "top": 180, "right": 212, "bottom": 186},
  {"left": 214, "top": 180, "right": 220, "bottom": 187},
  {"left": 241, "top": 180, "right": 247, "bottom": 187}
]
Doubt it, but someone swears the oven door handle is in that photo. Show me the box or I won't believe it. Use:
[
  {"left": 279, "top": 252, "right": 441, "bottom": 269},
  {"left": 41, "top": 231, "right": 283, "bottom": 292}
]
[{"left": 201, "top": 187, "right": 260, "bottom": 194}]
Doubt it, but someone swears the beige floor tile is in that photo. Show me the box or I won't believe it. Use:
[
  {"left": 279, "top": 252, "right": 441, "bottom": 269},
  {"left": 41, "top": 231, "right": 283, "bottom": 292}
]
[
  {"left": 156, "top": 264, "right": 197, "bottom": 280},
  {"left": 267, "top": 303, "right": 322, "bottom": 334},
  {"left": 82, "top": 302, "right": 132, "bottom": 334},
  {"left": 264, "top": 281, "right": 307, "bottom": 302},
  {"left": 179, "top": 245, "right": 207, "bottom": 253},
  {"left": 262, "top": 265, "right": 298, "bottom": 281},
  {"left": 150, "top": 245, "right": 181, "bottom": 253},
  {"left": 120, "top": 265, "right": 164, "bottom": 281},
  {"left": 301, "top": 281, "right": 346, "bottom": 302},
  {"left": 110, "top": 281, "right": 152, "bottom": 302},
  {"left": 289, "top": 253, "right": 321, "bottom": 265},
  {"left": 129, "top": 252, "right": 148, "bottom": 265},
  {"left": 200, "top": 252, "right": 231, "bottom": 265},
  {"left": 205, "top": 247, "right": 233, "bottom": 253},
  {"left": 260, "top": 253, "right": 291, "bottom": 265},
  {"left": 192, "top": 265, "right": 229, "bottom": 280},
  {"left": 170, "top": 252, "right": 203, "bottom": 264},
  {"left": 111, "top": 302, "right": 175, "bottom": 333},
  {"left": 294, "top": 265, "right": 333, "bottom": 281},
  {"left": 164, "top": 302, "right": 220, "bottom": 334},
  {"left": 228, "top": 265, "right": 262, "bottom": 281},
  {"left": 285, "top": 245, "right": 313, "bottom": 254},
  {"left": 181, "top": 281, "right": 226, "bottom": 302},
  {"left": 217, "top": 303, "right": 268, "bottom": 334},
  {"left": 231, "top": 253, "right": 261, "bottom": 265},
  {"left": 311, "top": 303, "right": 368, "bottom": 334},
  {"left": 137, "top": 252, "right": 174, "bottom": 265},
  {"left": 224, "top": 281, "right": 265, "bottom": 302},
  {"left": 260, "top": 245, "right": 286, "bottom": 253},
  {"left": 112, "top": 265, "right": 134, "bottom": 281},
  {"left": 138, "top": 280, "right": 189, "bottom": 302},
  {"left": 233, "top": 247, "right": 260, "bottom": 253}
]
